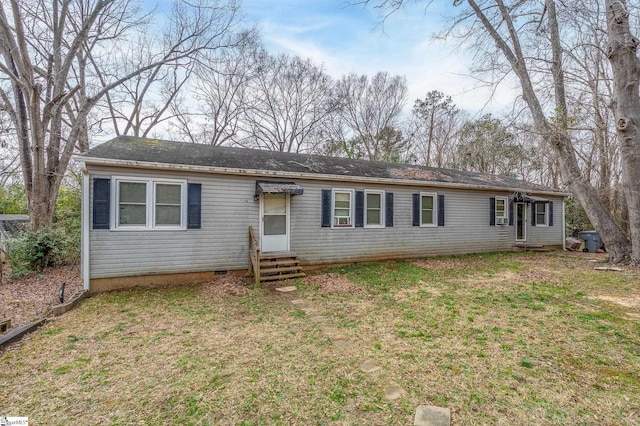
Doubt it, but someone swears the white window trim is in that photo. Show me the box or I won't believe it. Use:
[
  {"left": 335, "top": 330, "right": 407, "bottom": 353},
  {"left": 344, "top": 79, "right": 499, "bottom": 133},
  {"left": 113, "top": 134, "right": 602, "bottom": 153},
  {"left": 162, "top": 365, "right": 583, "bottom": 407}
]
[
  {"left": 111, "top": 176, "right": 187, "bottom": 231},
  {"left": 331, "top": 188, "right": 354, "bottom": 229},
  {"left": 535, "top": 202, "right": 549, "bottom": 227},
  {"left": 364, "top": 189, "right": 385, "bottom": 228},
  {"left": 495, "top": 196, "right": 508, "bottom": 225},
  {"left": 420, "top": 192, "right": 437, "bottom": 227}
]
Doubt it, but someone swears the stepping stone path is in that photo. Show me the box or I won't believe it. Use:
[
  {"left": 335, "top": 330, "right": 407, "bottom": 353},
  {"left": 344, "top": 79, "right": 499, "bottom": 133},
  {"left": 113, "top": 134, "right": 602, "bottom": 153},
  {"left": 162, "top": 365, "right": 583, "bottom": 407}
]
[
  {"left": 360, "top": 359, "right": 381, "bottom": 373},
  {"left": 383, "top": 385, "right": 404, "bottom": 401},
  {"left": 279, "top": 283, "right": 449, "bottom": 424},
  {"left": 413, "top": 405, "right": 451, "bottom": 426},
  {"left": 322, "top": 326, "right": 346, "bottom": 340},
  {"left": 333, "top": 340, "right": 352, "bottom": 349}
]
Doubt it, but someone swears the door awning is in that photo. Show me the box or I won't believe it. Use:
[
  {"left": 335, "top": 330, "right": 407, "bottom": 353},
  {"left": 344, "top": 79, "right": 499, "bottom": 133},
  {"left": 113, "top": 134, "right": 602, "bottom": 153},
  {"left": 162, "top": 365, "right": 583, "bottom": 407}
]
[
  {"left": 255, "top": 181, "right": 304, "bottom": 196},
  {"left": 512, "top": 192, "right": 549, "bottom": 203}
]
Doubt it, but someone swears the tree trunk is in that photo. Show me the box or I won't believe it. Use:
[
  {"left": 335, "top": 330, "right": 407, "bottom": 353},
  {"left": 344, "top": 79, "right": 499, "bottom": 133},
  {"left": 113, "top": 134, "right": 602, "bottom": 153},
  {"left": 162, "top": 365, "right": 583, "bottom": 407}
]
[{"left": 605, "top": 0, "right": 640, "bottom": 266}]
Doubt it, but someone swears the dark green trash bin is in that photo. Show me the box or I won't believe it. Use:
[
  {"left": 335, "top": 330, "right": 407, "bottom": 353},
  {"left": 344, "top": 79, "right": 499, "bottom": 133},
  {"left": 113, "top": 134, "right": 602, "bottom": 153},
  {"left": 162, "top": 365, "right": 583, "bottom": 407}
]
[{"left": 579, "top": 231, "right": 601, "bottom": 253}]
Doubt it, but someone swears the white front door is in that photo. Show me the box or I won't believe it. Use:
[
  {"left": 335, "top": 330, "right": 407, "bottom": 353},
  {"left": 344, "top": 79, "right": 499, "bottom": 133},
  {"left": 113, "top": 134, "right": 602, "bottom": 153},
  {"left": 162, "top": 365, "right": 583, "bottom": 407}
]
[{"left": 261, "top": 194, "right": 289, "bottom": 253}]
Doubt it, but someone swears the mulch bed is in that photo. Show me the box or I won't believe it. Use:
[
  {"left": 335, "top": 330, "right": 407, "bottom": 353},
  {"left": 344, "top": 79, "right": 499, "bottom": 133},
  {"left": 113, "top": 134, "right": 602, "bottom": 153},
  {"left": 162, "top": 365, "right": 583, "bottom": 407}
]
[
  {"left": 0, "top": 264, "right": 83, "bottom": 329},
  {"left": 305, "top": 272, "right": 364, "bottom": 294},
  {"left": 200, "top": 272, "right": 251, "bottom": 298}
]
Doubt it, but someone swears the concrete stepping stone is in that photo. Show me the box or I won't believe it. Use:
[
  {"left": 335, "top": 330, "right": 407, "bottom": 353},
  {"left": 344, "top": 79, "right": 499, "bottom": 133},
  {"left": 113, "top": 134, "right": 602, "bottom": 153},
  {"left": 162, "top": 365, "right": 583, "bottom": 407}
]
[
  {"left": 360, "top": 359, "right": 381, "bottom": 373},
  {"left": 290, "top": 299, "right": 306, "bottom": 305},
  {"left": 383, "top": 385, "right": 404, "bottom": 401},
  {"left": 333, "top": 340, "right": 352, "bottom": 349},
  {"left": 413, "top": 405, "right": 450, "bottom": 426},
  {"left": 321, "top": 327, "right": 346, "bottom": 340},
  {"left": 276, "top": 286, "right": 297, "bottom": 293}
]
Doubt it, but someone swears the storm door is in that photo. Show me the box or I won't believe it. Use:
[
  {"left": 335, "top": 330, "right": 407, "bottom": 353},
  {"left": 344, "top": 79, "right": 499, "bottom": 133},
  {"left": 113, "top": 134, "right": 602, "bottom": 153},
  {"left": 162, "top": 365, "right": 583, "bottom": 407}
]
[{"left": 260, "top": 194, "right": 290, "bottom": 252}]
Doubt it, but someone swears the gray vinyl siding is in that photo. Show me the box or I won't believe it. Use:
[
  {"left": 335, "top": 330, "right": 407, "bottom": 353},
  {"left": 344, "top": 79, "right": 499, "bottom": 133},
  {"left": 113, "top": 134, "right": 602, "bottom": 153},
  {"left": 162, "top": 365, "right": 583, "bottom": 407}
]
[
  {"left": 88, "top": 167, "right": 260, "bottom": 279},
  {"left": 88, "top": 166, "right": 564, "bottom": 279}
]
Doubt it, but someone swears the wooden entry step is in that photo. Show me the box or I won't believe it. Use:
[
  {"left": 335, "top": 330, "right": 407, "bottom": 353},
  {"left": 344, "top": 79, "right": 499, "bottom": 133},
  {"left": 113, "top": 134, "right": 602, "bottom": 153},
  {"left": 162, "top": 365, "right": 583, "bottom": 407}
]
[{"left": 258, "top": 252, "right": 305, "bottom": 283}]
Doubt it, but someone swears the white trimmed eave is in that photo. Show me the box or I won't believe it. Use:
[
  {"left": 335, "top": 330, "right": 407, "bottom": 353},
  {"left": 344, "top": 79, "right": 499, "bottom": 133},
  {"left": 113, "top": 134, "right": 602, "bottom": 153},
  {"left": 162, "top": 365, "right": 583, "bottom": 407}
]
[{"left": 76, "top": 156, "right": 571, "bottom": 198}]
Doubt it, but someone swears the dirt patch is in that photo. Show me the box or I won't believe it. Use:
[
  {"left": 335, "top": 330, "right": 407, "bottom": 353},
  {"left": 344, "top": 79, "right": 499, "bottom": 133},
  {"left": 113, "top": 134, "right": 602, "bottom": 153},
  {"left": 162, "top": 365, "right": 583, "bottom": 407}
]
[
  {"left": 0, "top": 264, "right": 83, "bottom": 328},
  {"left": 593, "top": 295, "right": 640, "bottom": 309},
  {"left": 413, "top": 258, "right": 466, "bottom": 270},
  {"left": 305, "top": 273, "right": 363, "bottom": 294},
  {"left": 200, "top": 273, "right": 250, "bottom": 298}
]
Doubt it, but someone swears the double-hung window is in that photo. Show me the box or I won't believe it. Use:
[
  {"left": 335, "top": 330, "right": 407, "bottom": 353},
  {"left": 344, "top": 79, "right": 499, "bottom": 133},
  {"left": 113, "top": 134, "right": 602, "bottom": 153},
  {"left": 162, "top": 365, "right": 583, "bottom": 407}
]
[
  {"left": 114, "top": 177, "right": 187, "bottom": 230},
  {"left": 420, "top": 192, "right": 436, "bottom": 226},
  {"left": 332, "top": 189, "right": 353, "bottom": 227},
  {"left": 495, "top": 197, "right": 508, "bottom": 225},
  {"left": 535, "top": 202, "right": 548, "bottom": 226},
  {"left": 365, "top": 190, "right": 384, "bottom": 227}
]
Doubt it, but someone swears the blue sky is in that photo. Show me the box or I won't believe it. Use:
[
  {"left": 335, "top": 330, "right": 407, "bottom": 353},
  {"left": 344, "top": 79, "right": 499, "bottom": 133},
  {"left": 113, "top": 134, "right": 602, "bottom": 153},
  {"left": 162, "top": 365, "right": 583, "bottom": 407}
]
[{"left": 241, "top": 0, "right": 517, "bottom": 115}]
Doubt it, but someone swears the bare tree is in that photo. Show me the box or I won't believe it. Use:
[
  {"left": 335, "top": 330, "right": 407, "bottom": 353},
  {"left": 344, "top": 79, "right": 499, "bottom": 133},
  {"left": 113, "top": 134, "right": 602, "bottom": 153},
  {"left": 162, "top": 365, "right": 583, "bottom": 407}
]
[
  {"left": 411, "top": 90, "right": 465, "bottom": 167},
  {"left": 239, "top": 53, "right": 336, "bottom": 153},
  {"left": 169, "top": 31, "right": 261, "bottom": 146},
  {"left": 606, "top": 0, "right": 640, "bottom": 265},
  {"left": 360, "top": 0, "right": 635, "bottom": 263},
  {"left": 329, "top": 72, "right": 408, "bottom": 161},
  {"left": 452, "top": 114, "right": 524, "bottom": 176},
  {"left": 0, "top": 0, "right": 242, "bottom": 229}
]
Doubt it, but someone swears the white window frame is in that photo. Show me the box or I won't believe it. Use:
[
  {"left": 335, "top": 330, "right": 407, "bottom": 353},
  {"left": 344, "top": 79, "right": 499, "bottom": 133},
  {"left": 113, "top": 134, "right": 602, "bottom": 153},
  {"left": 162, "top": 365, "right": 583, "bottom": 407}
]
[
  {"left": 535, "top": 202, "right": 548, "bottom": 227},
  {"left": 420, "top": 192, "right": 437, "bottom": 227},
  {"left": 364, "top": 190, "right": 385, "bottom": 228},
  {"left": 111, "top": 176, "right": 187, "bottom": 231},
  {"left": 495, "top": 196, "right": 508, "bottom": 226},
  {"left": 332, "top": 189, "right": 354, "bottom": 228}
]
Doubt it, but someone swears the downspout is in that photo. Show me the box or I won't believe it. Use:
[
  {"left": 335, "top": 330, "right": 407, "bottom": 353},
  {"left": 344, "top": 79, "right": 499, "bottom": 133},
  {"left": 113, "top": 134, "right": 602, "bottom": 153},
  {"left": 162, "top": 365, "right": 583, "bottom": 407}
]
[
  {"left": 81, "top": 163, "right": 90, "bottom": 291},
  {"left": 562, "top": 198, "right": 566, "bottom": 250}
]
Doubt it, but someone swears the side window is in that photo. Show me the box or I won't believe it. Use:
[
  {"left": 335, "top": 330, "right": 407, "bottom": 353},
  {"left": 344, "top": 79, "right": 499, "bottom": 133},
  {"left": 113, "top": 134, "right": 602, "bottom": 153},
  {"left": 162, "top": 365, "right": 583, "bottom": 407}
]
[
  {"left": 155, "top": 183, "right": 182, "bottom": 226},
  {"left": 495, "top": 197, "right": 508, "bottom": 225},
  {"left": 365, "top": 190, "right": 384, "bottom": 227},
  {"left": 113, "top": 177, "right": 187, "bottom": 230},
  {"left": 536, "top": 202, "right": 547, "bottom": 226},
  {"left": 332, "top": 190, "right": 353, "bottom": 227},
  {"left": 420, "top": 192, "right": 436, "bottom": 226},
  {"left": 118, "top": 181, "right": 147, "bottom": 226}
]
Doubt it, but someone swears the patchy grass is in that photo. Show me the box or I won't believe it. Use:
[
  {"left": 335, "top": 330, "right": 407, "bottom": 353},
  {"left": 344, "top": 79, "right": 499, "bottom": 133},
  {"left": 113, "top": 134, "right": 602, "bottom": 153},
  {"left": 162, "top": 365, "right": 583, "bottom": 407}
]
[{"left": 1, "top": 252, "right": 639, "bottom": 425}]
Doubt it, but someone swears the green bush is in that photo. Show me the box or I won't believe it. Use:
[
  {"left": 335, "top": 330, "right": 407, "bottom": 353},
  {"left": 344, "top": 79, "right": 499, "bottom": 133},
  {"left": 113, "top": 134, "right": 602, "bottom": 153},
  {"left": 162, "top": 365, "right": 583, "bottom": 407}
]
[
  {"left": 0, "top": 182, "right": 27, "bottom": 214},
  {"left": 565, "top": 194, "right": 592, "bottom": 237},
  {"left": 54, "top": 181, "right": 81, "bottom": 248},
  {"left": 6, "top": 227, "right": 77, "bottom": 279}
]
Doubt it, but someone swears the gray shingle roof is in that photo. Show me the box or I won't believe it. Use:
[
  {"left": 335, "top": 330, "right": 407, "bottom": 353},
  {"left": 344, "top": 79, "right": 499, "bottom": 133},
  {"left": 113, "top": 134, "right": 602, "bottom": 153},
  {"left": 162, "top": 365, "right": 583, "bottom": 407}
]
[{"left": 79, "top": 136, "right": 563, "bottom": 195}]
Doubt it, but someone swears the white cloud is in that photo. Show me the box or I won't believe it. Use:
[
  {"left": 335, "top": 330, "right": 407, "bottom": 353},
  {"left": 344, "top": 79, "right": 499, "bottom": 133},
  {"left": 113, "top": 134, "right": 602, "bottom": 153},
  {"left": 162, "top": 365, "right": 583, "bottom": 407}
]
[{"left": 244, "top": 0, "right": 519, "bottom": 115}]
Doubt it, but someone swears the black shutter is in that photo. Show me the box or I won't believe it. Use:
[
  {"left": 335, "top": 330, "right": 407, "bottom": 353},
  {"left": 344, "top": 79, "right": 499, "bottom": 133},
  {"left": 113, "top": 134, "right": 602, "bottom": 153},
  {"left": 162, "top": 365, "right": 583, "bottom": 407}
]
[
  {"left": 92, "top": 178, "right": 110, "bottom": 229},
  {"left": 531, "top": 202, "right": 537, "bottom": 226},
  {"left": 489, "top": 197, "right": 496, "bottom": 226},
  {"left": 355, "top": 190, "right": 364, "bottom": 227},
  {"left": 321, "top": 189, "right": 331, "bottom": 227},
  {"left": 385, "top": 192, "right": 394, "bottom": 227},
  {"left": 548, "top": 201, "right": 554, "bottom": 226},
  {"left": 412, "top": 193, "right": 420, "bottom": 226},
  {"left": 508, "top": 200, "right": 514, "bottom": 226},
  {"left": 187, "top": 183, "right": 202, "bottom": 229},
  {"left": 437, "top": 194, "right": 445, "bottom": 227}
]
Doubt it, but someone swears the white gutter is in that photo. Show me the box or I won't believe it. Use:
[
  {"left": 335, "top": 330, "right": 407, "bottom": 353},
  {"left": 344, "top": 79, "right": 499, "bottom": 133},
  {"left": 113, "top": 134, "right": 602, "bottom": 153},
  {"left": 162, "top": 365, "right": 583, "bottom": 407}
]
[
  {"left": 77, "top": 156, "right": 571, "bottom": 198},
  {"left": 80, "top": 163, "right": 90, "bottom": 291}
]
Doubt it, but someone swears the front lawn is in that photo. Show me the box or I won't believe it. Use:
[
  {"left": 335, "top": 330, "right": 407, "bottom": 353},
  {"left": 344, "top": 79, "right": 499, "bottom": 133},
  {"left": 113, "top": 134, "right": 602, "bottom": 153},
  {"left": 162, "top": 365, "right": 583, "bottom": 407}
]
[{"left": 1, "top": 252, "right": 639, "bottom": 425}]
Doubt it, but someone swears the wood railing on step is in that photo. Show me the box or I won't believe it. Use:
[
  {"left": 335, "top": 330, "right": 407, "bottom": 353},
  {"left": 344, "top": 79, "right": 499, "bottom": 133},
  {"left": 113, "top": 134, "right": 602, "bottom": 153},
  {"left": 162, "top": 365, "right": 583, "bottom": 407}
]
[
  {"left": 248, "top": 226, "right": 305, "bottom": 286},
  {"left": 248, "top": 226, "right": 261, "bottom": 286}
]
